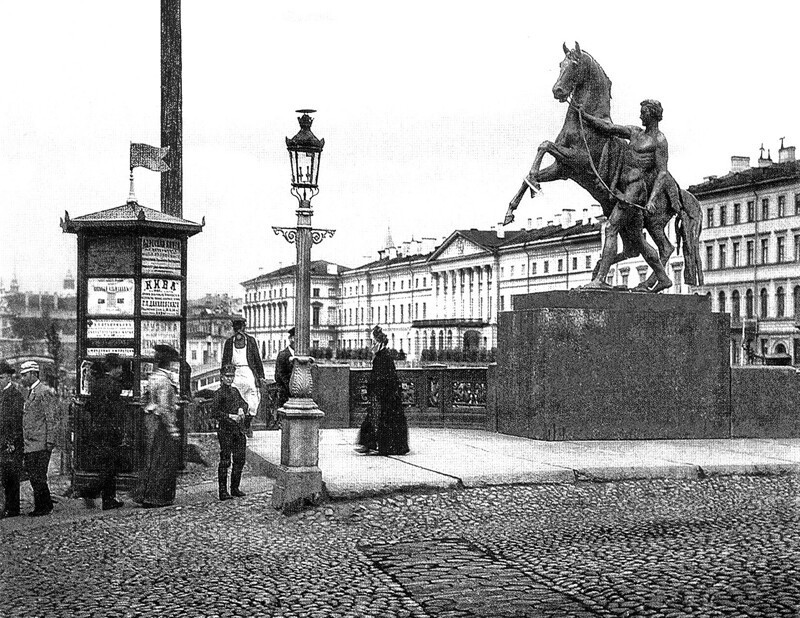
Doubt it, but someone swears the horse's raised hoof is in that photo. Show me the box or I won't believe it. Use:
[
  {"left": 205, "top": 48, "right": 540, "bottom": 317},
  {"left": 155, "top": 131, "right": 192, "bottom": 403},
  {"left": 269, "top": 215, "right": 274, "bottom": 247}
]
[{"left": 631, "top": 283, "right": 652, "bottom": 293}]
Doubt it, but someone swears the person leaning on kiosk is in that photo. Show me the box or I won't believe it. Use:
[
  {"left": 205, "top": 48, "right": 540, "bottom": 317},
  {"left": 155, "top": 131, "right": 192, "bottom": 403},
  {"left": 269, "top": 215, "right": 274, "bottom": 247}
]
[
  {"left": 83, "top": 353, "right": 125, "bottom": 511},
  {"left": 221, "top": 317, "right": 264, "bottom": 430},
  {"left": 0, "top": 360, "right": 25, "bottom": 518},
  {"left": 20, "top": 360, "right": 58, "bottom": 517},
  {"left": 132, "top": 344, "right": 181, "bottom": 509}
]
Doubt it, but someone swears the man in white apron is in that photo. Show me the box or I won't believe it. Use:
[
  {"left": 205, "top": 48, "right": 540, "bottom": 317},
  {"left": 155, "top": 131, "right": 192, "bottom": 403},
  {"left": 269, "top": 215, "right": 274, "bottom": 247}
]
[{"left": 221, "top": 318, "right": 264, "bottom": 425}]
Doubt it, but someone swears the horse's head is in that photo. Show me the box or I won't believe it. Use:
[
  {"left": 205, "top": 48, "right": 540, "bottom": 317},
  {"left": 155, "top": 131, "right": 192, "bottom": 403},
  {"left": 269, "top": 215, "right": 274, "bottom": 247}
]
[{"left": 552, "top": 42, "right": 584, "bottom": 102}]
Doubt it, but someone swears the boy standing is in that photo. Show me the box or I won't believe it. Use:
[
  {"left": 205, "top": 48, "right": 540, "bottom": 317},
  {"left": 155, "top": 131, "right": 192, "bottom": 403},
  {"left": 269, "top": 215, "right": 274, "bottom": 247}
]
[{"left": 210, "top": 364, "right": 248, "bottom": 501}]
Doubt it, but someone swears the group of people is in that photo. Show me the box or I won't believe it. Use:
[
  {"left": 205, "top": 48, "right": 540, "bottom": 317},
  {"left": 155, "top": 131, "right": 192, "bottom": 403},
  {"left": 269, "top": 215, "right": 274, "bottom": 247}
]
[
  {"left": 0, "top": 318, "right": 410, "bottom": 519},
  {"left": 0, "top": 360, "right": 59, "bottom": 518}
]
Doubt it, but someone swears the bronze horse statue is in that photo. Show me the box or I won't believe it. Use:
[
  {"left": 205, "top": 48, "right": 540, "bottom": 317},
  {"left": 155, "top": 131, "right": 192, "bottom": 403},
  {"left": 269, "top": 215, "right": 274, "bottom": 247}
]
[{"left": 505, "top": 43, "right": 703, "bottom": 290}]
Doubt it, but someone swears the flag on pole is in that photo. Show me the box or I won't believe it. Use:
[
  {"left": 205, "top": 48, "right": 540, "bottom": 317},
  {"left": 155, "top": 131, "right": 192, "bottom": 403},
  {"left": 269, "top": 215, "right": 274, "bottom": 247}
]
[{"left": 130, "top": 143, "right": 171, "bottom": 172}]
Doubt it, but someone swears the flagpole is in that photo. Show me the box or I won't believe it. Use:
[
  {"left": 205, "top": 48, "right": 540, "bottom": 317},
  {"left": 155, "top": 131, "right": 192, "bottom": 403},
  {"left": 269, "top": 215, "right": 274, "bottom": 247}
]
[{"left": 127, "top": 168, "right": 137, "bottom": 204}]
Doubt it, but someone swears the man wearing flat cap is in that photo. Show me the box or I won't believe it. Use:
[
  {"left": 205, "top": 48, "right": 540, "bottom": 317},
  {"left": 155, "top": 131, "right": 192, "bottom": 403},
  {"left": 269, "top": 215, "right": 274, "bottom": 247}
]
[
  {"left": 19, "top": 360, "right": 58, "bottom": 516},
  {"left": 221, "top": 317, "right": 264, "bottom": 428},
  {"left": 0, "top": 361, "right": 24, "bottom": 518},
  {"left": 84, "top": 353, "right": 125, "bottom": 510},
  {"left": 274, "top": 327, "right": 296, "bottom": 416}
]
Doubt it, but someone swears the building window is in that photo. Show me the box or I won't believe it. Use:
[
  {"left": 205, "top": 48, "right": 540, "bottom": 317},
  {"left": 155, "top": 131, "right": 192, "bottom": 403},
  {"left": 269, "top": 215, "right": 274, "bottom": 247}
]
[
  {"left": 777, "top": 287, "right": 785, "bottom": 318},
  {"left": 423, "top": 277, "right": 427, "bottom": 287},
  {"left": 191, "top": 350, "right": 197, "bottom": 361},
  {"left": 423, "top": 303, "right": 426, "bottom": 318},
  {"left": 745, "top": 289, "right": 754, "bottom": 318},
  {"left": 778, "top": 237, "right": 786, "bottom": 263},
  {"left": 746, "top": 241, "right": 754, "bottom": 266},
  {"left": 706, "top": 207, "right": 714, "bottom": 228},
  {"left": 731, "top": 290, "right": 740, "bottom": 319},
  {"left": 732, "top": 242, "right": 740, "bottom": 267},
  {"left": 761, "top": 198, "right": 769, "bottom": 220},
  {"left": 796, "top": 235, "right": 800, "bottom": 262},
  {"left": 349, "top": 308, "right": 353, "bottom": 325},
  {"left": 621, "top": 272, "right": 629, "bottom": 287},
  {"left": 557, "top": 259, "right": 563, "bottom": 272},
  {"left": 778, "top": 195, "right": 786, "bottom": 217},
  {"left": 718, "top": 244, "right": 727, "bottom": 269},
  {"left": 532, "top": 262, "right": 537, "bottom": 275},
  {"left": 510, "top": 265, "right": 515, "bottom": 278},
  {"left": 312, "top": 306, "right": 320, "bottom": 327},
  {"left": 312, "top": 288, "right": 320, "bottom": 297},
  {"left": 585, "top": 255, "right": 592, "bottom": 269},
  {"left": 718, "top": 291, "right": 726, "bottom": 313},
  {"left": 733, "top": 203, "right": 741, "bottom": 224},
  {"left": 761, "top": 239, "right": 769, "bottom": 264},
  {"left": 392, "top": 306, "right": 396, "bottom": 322},
  {"left": 795, "top": 194, "right": 800, "bottom": 215},
  {"left": 500, "top": 296, "right": 504, "bottom": 311},
  {"left": 706, "top": 245, "right": 714, "bottom": 270},
  {"left": 400, "top": 305, "right": 404, "bottom": 322},
  {"left": 760, "top": 288, "right": 768, "bottom": 318},
  {"left": 572, "top": 257, "right": 578, "bottom": 270},
  {"left": 719, "top": 204, "right": 727, "bottom": 226},
  {"left": 543, "top": 261, "right": 549, "bottom": 273},
  {"left": 747, "top": 201, "right": 755, "bottom": 222}
]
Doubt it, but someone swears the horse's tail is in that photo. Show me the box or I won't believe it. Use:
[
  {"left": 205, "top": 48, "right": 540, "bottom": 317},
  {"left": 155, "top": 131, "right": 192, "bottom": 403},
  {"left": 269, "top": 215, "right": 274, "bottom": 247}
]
[{"left": 676, "top": 189, "right": 704, "bottom": 286}]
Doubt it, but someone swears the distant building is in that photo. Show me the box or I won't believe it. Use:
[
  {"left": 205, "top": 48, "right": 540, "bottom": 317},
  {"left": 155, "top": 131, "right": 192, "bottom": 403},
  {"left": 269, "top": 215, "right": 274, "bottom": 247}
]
[
  {"left": 690, "top": 140, "right": 800, "bottom": 365},
  {"left": 242, "top": 208, "right": 690, "bottom": 362},
  {"left": 185, "top": 294, "right": 241, "bottom": 368},
  {"left": 242, "top": 261, "right": 347, "bottom": 358}
]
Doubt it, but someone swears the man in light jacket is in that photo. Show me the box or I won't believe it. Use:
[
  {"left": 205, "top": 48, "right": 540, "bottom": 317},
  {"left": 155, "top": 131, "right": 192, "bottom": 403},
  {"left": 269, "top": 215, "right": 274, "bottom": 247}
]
[{"left": 20, "top": 361, "right": 58, "bottom": 516}]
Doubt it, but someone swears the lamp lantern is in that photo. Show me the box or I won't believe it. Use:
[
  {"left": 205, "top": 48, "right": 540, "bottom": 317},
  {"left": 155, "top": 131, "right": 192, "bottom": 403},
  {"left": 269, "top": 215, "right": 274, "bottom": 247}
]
[{"left": 286, "top": 109, "right": 325, "bottom": 204}]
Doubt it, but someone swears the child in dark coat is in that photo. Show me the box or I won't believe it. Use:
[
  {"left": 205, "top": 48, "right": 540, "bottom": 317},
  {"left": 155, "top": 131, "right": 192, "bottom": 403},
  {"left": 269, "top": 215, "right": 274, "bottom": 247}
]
[{"left": 210, "top": 364, "right": 249, "bottom": 500}]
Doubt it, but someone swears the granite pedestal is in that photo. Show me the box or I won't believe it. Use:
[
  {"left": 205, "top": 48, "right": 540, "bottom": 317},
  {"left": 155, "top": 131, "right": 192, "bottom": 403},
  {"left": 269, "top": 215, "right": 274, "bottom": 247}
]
[{"left": 497, "top": 291, "right": 731, "bottom": 440}]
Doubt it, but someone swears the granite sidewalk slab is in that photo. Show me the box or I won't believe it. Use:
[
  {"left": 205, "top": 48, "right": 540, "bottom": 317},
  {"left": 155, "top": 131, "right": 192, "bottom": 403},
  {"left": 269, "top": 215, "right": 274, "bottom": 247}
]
[{"left": 246, "top": 428, "right": 800, "bottom": 500}]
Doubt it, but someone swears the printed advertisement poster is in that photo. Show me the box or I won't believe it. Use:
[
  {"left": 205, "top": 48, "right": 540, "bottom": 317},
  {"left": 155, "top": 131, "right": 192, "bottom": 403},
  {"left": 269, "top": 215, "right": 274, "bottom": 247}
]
[
  {"left": 86, "top": 347, "right": 135, "bottom": 358},
  {"left": 141, "top": 320, "right": 181, "bottom": 357},
  {"left": 86, "top": 319, "right": 135, "bottom": 339},
  {"left": 87, "top": 278, "right": 135, "bottom": 316},
  {"left": 141, "top": 278, "right": 181, "bottom": 316},
  {"left": 142, "top": 237, "right": 182, "bottom": 276}
]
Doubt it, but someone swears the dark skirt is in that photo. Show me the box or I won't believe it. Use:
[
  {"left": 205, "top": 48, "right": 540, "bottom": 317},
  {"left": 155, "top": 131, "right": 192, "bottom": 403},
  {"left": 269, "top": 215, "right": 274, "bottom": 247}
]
[
  {"left": 357, "top": 395, "right": 409, "bottom": 456},
  {"left": 132, "top": 414, "right": 178, "bottom": 506}
]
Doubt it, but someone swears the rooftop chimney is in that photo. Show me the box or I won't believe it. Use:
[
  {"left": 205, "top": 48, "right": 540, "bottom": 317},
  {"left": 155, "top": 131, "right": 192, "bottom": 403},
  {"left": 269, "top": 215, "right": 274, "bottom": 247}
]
[
  {"left": 561, "top": 208, "right": 574, "bottom": 227},
  {"left": 546, "top": 220, "right": 553, "bottom": 226},
  {"left": 527, "top": 218, "right": 532, "bottom": 228},
  {"left": 582, "top": 208, "right": 589, "bottom": 223},
  {"left": 730, "top": 156, "right": 750, "bottom": 173},
  {"left": 757, "top": 143, "right": 773, "bottom": 168},
  {"left": 327, "top": 263, "right": 338, "bottom": 275},
  {"left": 779, "top": 138, "right": 796, "bottom": 163},
  {"left": 554, "top": 213, "right": 562, "bottom": 227},
  {"left": 535, "top": 216, "right": 543, "bottom": 229},
  {"left": 496, "top": 223, "right": 505, "bottom": 239}
]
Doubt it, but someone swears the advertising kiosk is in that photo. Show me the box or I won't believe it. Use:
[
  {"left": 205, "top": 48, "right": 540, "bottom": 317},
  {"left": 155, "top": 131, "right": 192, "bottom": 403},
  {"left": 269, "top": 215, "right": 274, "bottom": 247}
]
[{"left": 61, "top": 200, "right": 203, "bottom": 492}]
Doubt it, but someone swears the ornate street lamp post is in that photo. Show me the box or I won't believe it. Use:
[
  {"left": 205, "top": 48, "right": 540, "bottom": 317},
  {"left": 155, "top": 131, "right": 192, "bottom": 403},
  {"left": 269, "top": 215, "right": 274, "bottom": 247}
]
[{"left": 271, "top": 110, "right": 334, "bottom": 511}]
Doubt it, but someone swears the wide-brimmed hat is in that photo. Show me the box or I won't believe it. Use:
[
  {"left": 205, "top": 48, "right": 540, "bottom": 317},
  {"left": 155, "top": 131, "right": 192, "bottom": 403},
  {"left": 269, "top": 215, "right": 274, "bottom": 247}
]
[
  {"left": 0, "top": 360, "right": 15, "bottom": 375},
  {"left": 231, "top": 316, "right": 246, "bottom": 326},
  {"left": 221, "top": 363, "right": 236, "bottom": 376},
  {"left": 153, "top": 344, "right": 180, "bottom": 363},
  {"left": 104, "top": 353, "right": 123, "bottom": 370},
  {"left": 20, "top": 360, "right": 40, "bottom": 375}
]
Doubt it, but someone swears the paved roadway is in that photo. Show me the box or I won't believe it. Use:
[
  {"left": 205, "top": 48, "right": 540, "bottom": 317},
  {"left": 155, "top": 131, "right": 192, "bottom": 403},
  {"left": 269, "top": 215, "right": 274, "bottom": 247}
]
[{"left": 1, "top": 475, "right": 798, "bottom": 617}]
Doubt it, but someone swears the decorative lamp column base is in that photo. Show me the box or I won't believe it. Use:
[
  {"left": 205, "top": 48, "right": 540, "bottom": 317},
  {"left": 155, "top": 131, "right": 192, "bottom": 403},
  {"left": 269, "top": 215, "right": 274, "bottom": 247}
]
[{"left": 270, "top": 400, "right": 326, "bottom": 512}]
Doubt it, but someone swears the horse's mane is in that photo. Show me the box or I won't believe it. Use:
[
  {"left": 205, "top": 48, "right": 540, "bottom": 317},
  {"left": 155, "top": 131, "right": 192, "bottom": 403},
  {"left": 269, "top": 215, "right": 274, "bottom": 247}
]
[{"left": 578, "top": 50, "right": 612, "bottom": 101}]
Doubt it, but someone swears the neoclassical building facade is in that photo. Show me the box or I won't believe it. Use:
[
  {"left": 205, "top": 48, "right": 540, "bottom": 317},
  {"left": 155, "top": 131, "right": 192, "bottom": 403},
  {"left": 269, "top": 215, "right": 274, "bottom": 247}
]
[
  {"left": 690, "top": 143, "right": 800, "bottom": 364},
  {"left": 241, "top": 206, "right": 691, "bottom": 362}
]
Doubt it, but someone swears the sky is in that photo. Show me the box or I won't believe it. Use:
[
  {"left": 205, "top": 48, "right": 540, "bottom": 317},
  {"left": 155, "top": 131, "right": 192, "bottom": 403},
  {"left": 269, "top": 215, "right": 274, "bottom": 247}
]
[{"left": 1, "top": 1, "right": 799, "bottom": 298}]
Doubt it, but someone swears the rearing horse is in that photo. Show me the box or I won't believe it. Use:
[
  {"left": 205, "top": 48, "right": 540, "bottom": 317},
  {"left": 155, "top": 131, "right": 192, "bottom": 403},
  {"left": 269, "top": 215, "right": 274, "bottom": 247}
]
[{"left": 505, "top": 42, "right": 703, "bottom": 290}]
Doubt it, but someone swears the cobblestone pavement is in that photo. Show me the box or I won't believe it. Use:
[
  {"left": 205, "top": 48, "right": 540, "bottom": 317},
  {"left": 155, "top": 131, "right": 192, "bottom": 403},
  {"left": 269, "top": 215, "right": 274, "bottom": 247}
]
[{"left": 1, "top": 475, "right": 799, "bottom": 617}]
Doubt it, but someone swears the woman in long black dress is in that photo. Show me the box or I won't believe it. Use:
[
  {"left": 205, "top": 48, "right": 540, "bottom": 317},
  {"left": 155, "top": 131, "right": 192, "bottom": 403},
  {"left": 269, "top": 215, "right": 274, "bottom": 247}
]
[{"left": 356, "top": 325, "right": 409, "bottom": 455}]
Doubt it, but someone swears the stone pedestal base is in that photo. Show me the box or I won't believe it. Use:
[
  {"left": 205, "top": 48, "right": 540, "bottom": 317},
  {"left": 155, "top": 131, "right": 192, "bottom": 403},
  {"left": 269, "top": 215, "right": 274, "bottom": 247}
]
[
  {"left": 270, "top": 398, "right": 325, "bottom": 512},
  {"left": 497, "top": 291, "right": 731, "bottom": 440}
]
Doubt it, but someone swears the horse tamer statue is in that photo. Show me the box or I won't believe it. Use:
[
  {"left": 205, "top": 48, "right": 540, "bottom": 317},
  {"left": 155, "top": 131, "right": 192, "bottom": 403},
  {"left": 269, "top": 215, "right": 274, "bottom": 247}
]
[{"left": 505, "top": 42, "right": 703, "bottom": 292}]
